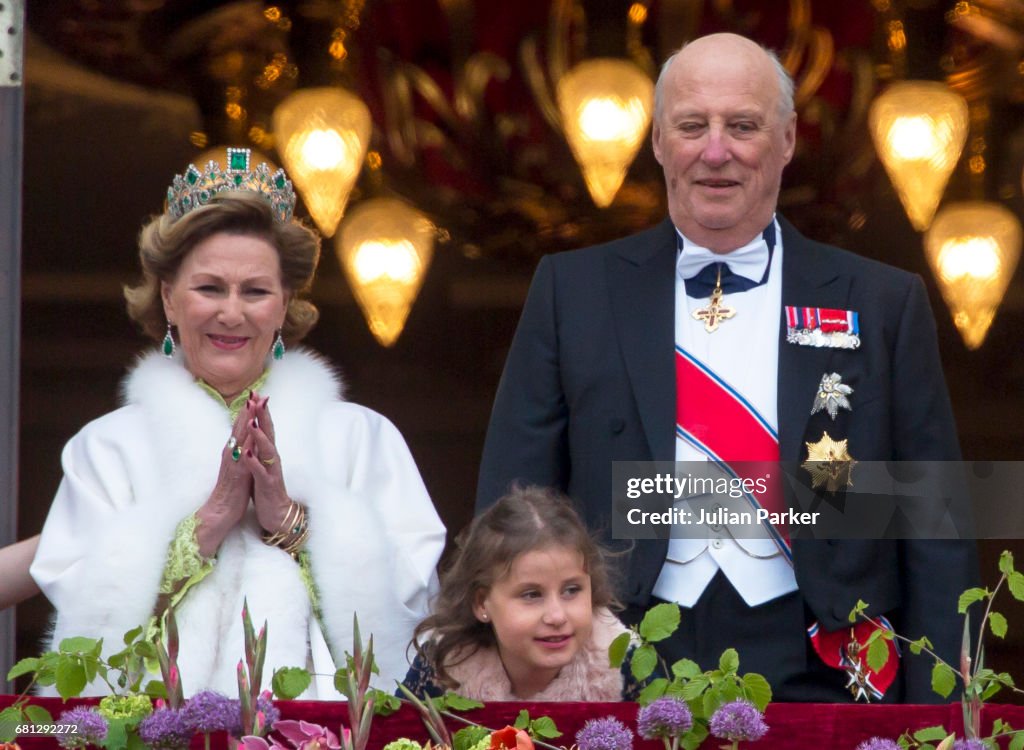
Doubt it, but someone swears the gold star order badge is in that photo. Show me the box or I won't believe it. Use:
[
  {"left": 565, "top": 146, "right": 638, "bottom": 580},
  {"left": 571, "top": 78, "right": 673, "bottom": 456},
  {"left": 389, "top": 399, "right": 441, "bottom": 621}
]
[{"left": 802, "top": 431, "right": 857, "bottom": 492}]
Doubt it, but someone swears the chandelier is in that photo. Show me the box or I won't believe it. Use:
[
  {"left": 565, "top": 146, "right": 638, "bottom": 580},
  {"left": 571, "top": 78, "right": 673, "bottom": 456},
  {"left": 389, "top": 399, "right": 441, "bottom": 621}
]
[{"left": 28, "top": 0, "right": 1024, "bottom": 349}]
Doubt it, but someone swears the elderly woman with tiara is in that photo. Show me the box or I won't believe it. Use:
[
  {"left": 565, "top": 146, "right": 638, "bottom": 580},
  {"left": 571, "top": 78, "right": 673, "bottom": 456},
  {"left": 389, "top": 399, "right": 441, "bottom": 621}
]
[{"left": 30, "top": 149, "right": 446, "bottom": 698}]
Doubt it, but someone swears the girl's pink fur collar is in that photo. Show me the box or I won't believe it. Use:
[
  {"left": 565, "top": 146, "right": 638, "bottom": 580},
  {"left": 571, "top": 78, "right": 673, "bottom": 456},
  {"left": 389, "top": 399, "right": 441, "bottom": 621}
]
[{"left": 446, "top": 608, "right": 630, "bottom": 702}]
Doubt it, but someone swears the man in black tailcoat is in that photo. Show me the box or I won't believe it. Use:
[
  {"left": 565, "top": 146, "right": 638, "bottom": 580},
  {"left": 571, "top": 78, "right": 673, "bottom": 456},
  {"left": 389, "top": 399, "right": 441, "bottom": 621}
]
[{"left": 476, "top": 32, "right": 977, "bottom": 702}]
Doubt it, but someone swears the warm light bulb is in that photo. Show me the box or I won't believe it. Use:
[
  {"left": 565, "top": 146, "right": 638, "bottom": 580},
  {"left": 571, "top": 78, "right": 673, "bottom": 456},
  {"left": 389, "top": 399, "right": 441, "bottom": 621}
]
[
  {"left": 869, "top": 82, "right": 969, "bottom": 231},
  {"left": 273, "top": 87, "right": 372, "bottom": 237},
  {"left": 937, "top": 236, "right": 1001, "bottom": 282},
  {"left": 296, "top": 129, "right": 348, "bottom": 170},
  {"left": 352, "top": 240, "right": 421, "bottom": 285},
  {"left": 557, "top": 58, "right": 653, "bottom": 208},
  {"left": 336, "top": 198, "right": 436, "bottom": 347},
  {"left": 924, "top": 201, "right": 1022, "bottom": 349},
  {"left": 885, "top": 116, "right": 945, "bottom": 162},
  {"left": 578, "top": 97, "right": 649, "bottom": 144}
]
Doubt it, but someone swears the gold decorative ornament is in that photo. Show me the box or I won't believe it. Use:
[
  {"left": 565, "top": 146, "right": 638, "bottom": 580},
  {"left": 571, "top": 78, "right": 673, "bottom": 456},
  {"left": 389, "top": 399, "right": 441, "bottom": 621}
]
[
  {"left": 802, "top": 431, "right": 857, "bottom": 492},
  {"left": 691, "top": 266, "right": 736, "bottom": 333}
]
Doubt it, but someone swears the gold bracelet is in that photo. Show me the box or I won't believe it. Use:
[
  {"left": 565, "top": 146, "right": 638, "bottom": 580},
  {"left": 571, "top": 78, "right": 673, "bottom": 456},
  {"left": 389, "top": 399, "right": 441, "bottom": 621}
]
[
  {"left": 262, "top": 502, "right": 303, "bottom": 546},
  {"left": 276, "top": 501, "right": 302, "bottom": 536},
  {"left": 281, "top": 524, "right": 310, "bottom": 559},
  {"left": 263, "top": 504, "right": 307, "bottom": 557}
]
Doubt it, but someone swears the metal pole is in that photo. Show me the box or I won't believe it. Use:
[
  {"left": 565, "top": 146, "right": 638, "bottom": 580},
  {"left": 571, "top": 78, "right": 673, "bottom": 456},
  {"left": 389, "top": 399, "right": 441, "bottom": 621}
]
[{"left": 0, "top": 0, "right": 24, "bottom": 691}]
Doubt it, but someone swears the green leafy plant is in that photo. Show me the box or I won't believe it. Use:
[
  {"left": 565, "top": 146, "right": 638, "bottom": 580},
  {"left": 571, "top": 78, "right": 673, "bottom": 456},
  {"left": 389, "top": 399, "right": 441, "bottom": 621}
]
[
  {"left": 238, "top": 599, "right": 270, "bottom": 738},
  {"left": 155, "top": 608, "right": 183, "bottom": 709},
  {"left": 850, "top": 550, "right": 1024, "bottom": 749},
  {"left": 512, "top": 709, "right": 562, "bottom": 741},
  {"left": 0, "top": 604, "right": 276, "bottom": 749},
  {"left": 396, "top": 682, "right": 563, "bottom": 750},
  {"left": 337, "top": 615, "right": 378, "bottom": 750},
  {"left": 0, "top": 624, "right": 166, "bottom": 745},
  {"left": 398, "top": 682, "right": 457, "bottom": 748},
  {"left": 453, "top": 724, "right": 492, "bottom": 750},
  {"left": 608, "top": 602, "right": 772, "bottom": 750}
]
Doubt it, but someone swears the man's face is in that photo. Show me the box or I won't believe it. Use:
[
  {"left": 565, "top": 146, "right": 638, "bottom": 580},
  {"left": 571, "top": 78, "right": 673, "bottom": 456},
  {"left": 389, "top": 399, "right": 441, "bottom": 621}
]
[{"left": 652, "top": 36, "right": 796, "bottom": 252}]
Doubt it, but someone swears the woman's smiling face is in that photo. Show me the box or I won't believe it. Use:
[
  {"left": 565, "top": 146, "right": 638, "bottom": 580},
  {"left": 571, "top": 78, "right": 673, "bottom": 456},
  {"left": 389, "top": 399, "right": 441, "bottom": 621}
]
[{"left": 161, "top": 232, "right": 289, "bottom": 399}]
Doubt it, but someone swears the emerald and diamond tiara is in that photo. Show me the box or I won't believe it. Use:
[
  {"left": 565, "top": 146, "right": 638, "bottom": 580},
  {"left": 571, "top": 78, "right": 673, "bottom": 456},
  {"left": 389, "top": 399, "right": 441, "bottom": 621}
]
[{"left": 166, "top": 147, "right": 297, "bottom": 222}]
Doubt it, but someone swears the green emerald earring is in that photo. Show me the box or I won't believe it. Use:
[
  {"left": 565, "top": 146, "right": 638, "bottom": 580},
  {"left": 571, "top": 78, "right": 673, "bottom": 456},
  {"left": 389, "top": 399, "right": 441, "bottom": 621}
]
[
  {"left": 162, "top": 322, "right": 175, "bottom": 358},
  {"left": 272, "top": 330, "right": 285, "bottom": 361}
]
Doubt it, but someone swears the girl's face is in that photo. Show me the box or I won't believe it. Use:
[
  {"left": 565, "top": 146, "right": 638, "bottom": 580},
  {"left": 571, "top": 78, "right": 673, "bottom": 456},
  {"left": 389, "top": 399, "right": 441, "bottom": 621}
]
[{"left": 474, "top": 544, "right": 594, "bottom": 698}]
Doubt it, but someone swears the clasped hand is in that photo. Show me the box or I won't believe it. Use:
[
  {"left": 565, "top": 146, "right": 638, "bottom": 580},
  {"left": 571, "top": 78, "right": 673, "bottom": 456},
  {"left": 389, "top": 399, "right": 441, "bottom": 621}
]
[{"left": 196, "top": 391, "right": 292, "bottom": 557}]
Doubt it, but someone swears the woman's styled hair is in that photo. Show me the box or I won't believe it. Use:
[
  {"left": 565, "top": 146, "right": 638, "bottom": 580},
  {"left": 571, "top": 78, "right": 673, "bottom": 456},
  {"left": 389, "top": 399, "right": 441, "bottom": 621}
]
[
  {"left": 412, "top": 484, "right": 619, "bottom": 689},
  {"left": 124, "top": 190, "right": 321, "bottom": 345}
]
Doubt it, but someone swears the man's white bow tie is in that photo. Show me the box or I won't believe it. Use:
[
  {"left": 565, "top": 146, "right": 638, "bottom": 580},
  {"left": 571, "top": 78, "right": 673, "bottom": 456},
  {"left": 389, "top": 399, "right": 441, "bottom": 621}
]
[{"left": 676, "top": 238, "right": 770, "bottom": 282}]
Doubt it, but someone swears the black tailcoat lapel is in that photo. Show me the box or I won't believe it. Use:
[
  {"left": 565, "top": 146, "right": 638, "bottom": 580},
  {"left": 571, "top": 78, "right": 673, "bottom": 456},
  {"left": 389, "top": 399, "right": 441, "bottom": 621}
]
[
  {"left": 606, "top": 219, "right": 678, "bottom": 463},
  {"left": 777, "top": 217, "right": 851, "bottom": 463}
]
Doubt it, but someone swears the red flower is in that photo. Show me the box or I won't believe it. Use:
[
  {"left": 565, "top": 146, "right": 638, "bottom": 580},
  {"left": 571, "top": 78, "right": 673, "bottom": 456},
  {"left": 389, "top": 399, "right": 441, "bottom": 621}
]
[{"left": 490, "top": 726, "right": 534, "bottom": 750}]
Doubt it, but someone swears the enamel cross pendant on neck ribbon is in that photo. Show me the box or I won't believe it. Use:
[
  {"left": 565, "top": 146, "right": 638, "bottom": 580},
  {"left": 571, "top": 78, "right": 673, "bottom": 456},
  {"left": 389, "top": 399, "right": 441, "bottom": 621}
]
[{"left": 692, "top": 265, "right": 735, "bottom": 333}]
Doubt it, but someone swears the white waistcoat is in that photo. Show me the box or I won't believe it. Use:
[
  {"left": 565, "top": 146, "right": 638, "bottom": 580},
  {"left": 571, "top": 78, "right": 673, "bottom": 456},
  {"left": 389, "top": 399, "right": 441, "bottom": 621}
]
[{"left": 655, "top": 222, "right": 798, "bottom": 608}]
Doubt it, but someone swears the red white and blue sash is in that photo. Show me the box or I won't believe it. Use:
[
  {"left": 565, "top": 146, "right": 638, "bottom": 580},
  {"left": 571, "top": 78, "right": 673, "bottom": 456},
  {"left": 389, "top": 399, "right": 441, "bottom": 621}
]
[{"left": 675, "top": 345, "right": 791, "bottom": 560}]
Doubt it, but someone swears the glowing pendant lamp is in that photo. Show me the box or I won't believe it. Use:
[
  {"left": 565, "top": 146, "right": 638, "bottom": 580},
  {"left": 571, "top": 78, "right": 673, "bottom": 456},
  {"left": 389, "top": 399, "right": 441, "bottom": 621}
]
[
  {"left": 336, "top": 198, "right": 435, "bottom": 347},
  {"left": 273, "top": 87, "right": 372, "bottom": 237},
  {"left": 869, "top": 81, "right": 969, "bottom": 231},
  {"left": 924, "top": 201, "right": 1022, "bottom": 349},
  {"left": 557, "top": 59, "right": 653, "bottom": 208}
]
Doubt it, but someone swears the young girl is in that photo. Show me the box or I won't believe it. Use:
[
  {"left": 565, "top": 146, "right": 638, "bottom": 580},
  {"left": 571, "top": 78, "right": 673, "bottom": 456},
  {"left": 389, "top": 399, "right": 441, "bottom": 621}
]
[{"left": 402, "top": 485, "right": 641, "bottom": 701}]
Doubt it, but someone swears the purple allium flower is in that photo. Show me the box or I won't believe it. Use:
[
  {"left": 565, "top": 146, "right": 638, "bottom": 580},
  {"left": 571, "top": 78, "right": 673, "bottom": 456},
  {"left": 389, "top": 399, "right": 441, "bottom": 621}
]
[
  {"left": 708, "top": 700, "right": 768, "bottom": 743},
  {"left": 637, "top": 697, "right": 694, "bottom": 739},
  {"left": 56, "top": 706, "right": 108, "bottom": 749},
  {"left": 856, "top": 739, "right": 901, "bottom": 750},
  {"left": 138, "top": 706, "right": 194, "bottom": 750},
  {"left": 953, "top": 740, "right": 988, "bottom": 750},
  {"left": 256, "top": 692, "right": 281, "bottom": 728},
  {"left": 576, "top": 716, "right": 634, "bottom": 750},
  {"left": 181, "top": 690, "right": 243, "bottom": 734}
]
